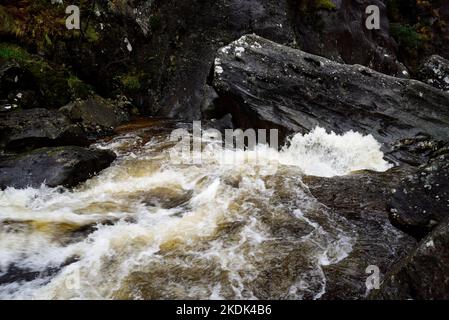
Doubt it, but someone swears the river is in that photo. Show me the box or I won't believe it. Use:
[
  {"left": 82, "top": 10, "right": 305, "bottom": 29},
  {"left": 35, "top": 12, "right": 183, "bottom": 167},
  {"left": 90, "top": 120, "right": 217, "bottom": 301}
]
[{"left": 0, "top": 119, "right": 392, "bottom": 299}]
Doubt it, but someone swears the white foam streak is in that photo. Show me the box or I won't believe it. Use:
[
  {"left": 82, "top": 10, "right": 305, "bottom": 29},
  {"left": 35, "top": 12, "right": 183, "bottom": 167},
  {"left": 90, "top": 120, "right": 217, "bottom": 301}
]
[{"left": 0, "top": 125, "right": 391, "bottom": 299}]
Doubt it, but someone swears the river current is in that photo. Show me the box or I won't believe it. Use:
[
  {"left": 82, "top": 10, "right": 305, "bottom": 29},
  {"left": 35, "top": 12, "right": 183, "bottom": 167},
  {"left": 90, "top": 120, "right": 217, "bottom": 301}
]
[{"left": 0, "top": 120, "right": 391, "bottom": 299}]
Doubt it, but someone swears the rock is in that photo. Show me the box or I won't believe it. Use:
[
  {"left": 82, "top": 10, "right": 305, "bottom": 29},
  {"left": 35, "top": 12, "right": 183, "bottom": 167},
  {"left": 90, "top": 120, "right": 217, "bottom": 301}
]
[
  {"left": 59, "top": 95, "right": 131, "bottom": 136},
  {"left": 0, "top": 146, "right": 116, "bottom": 189},
  {"left": 13, "top": 0, "right": 296, "bottom": 119},
  {"left": 0, "top": 108, "right": 88, "bottom": 152},
  {"left": 202, "top": 113, "right": 234, "bottom": 132},
  {"left": 0, "top": 60, "right": 38, "bottom": 112},
  {"left": 200, "top": 85, "right": 221, "bottom": 119},
  {"left": 371, "top": 216, "right": 449, "bottom": 300},
  {"left": 290, "top": 0, "right": 408, "bottom": 77},
  {"left": 144, "top": 0, "right": 297, "bottom": 119},
  {"left": 418, "top": 55, "right": 449, "bottom": 93},
  {"left": 212, "top": 34, "right": 449, "bottom": 165},
  {"left": 388, "top": 153, "right": 449, "bottom": 239},
  {"left": 0, "top": 60, "right": 33, "bottom": 95},
  {"left": 303, "top": 168, "right": 417, "bottom": 299}
]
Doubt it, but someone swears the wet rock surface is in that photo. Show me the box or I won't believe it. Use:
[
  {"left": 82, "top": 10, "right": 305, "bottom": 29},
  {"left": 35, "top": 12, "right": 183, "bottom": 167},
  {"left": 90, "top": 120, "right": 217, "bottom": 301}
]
[
  {"left": 0, "top": 108, "right": 88, "bottom": 152},
  {"left": 388, "top": 154, "right": 449, "bottom": 239},
  {"left": 372, "top": 216, "right": 449, "bottom": 300},
  {"left": 303, "top": 168, "right": 417, "bottom": 299},
  {"left": 212, "top": 34, "right": 449, "bottom": 165},
  {"left": 0, "top": 146, "right": 116, "bottom": 189}
]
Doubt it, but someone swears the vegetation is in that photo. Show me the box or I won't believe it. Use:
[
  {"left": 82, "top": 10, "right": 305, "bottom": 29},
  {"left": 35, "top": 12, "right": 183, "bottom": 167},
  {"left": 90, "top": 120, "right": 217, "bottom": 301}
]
[
  {"left": 0, "top": 1, "right": 100, "bottom": 53},
  {"left": 390, "top": 23, "right": 423, "bottom": 50},
  {"left": 0, "top": 42, "right": 91, "bottom": 105},
  {"left": 118, "top": 73, "right": 142, "bottom": 92},
  {"left": 296, "top": 0, "right": 337, "bottom": 14},
  {"left": 386, "top": 0, "right": 448, "bottom": 72}
]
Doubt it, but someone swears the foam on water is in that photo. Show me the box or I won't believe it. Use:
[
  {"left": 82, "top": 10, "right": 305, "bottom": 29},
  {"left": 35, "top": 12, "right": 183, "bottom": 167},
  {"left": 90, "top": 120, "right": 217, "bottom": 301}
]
[
  {"left": 280, "top": 127, "right": 392, "bottom": 177},
  {"left": 0, "top": 125, "right": 391, "bottom": 299}
]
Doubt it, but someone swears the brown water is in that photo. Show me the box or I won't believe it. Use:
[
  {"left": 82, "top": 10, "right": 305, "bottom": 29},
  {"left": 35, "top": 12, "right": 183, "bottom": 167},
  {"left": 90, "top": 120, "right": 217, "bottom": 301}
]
[{"left": 0, "top": 120, "right": 392, "bottom": 299}]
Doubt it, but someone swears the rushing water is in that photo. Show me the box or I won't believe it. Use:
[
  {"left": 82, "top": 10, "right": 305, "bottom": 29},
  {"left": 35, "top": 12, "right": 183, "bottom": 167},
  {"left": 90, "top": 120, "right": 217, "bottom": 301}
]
[{"left": 0, "top": 120, "right": 392, "bottom": 299}]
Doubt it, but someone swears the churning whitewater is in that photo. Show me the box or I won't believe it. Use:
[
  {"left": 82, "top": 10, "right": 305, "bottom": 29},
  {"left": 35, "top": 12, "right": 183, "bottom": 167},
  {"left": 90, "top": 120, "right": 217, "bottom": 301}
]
[{"left": 0, "top": 122, "right": 392, "bottom": 299}]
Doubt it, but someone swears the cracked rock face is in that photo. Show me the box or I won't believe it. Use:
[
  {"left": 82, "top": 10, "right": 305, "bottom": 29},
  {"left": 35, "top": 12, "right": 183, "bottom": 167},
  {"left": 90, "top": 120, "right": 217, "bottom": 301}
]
[{"left": 212, "top": 34, "right": 449, "bottom": 165}]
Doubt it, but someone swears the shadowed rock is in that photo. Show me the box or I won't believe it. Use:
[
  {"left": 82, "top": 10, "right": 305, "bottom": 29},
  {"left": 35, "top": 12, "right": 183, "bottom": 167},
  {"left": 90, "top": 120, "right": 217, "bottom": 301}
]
[
  {"left": 212, "top": 34, "right": 449, "bottom": 165},
  {"left": 371, "top": 216, "right": 449, "bottom": 300},
  {"left": 388, "top": 153, "right": 449, "bottom": 239},
  {"left": 289, "top": 0, "right": 408, "bottom": 77},
  {"left": 0, "top": 108, "right": 88, "bottom": 152},
  {"left": 60, "top": 95, "right": 131, "bottom": 137},
  {"left": 0, "top": 146, "right": 116, "bottom": 189},
  {"left": 303, "top": 168, "right": 416, "bottom": 299}
]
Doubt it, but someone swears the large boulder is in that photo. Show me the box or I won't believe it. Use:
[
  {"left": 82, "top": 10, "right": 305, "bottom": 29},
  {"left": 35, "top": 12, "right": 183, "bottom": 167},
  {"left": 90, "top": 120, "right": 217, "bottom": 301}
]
[
  {"left": 418, "top": 55, "right": 449, "bottom": 93},
  {"left": 0, "top": 108, "right": 88, "bottom": 152},
  {"left": 59, "top": 95, "right": 131, "bottom": 136},
  {"left": 372, "top": 216, "right": 449, "bottom": 300},
  {"left": 212, "top": 34, "right": 449, "bottom": 165},
  {"left": 303, "top": 168, "right": 416, "bottom": 299},
  {"left": 388, "top": 153, "right": 449, "bottom": 239},
  {"left": 0, "top": 146, "right": 116, "bottom": 189}
]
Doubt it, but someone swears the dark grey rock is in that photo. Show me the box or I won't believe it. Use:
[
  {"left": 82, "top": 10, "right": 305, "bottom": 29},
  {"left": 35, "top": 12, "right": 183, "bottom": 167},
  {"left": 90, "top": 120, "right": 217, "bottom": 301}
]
[
  {"left": 303, "top": 168, "right": 417, "bottom": 299},
  {"left": 418, "top": 55, "right": 449, "bottom": 93},
  {"left": 212, "top": 34, "right": 449, "bottom": 165},
  {"left": 290, "top": 0, "right": 408, "bottom": 78},
  {"left": 0, "top": 146, "right": 116, "bottom": 189},
  {"left": 146, "top": 0, "right": 297, "bottom": 120},
  {"left": 202, "top": 113, "right": 234, "bottom": 132},
  {"left": 388, "top": 153, "right": 449, "bottom": 239},
  {"left": 0, "top": 108, "right": 88, "bottom": 152},
  {"left": 0, "top": 60, "right": 38, "bottom": 112},
  {"left": 60, "top": 95, "right": 130, "bottom": 136},
  {"left": 371, "top": 216, "right": 449, "bottom": 300}
]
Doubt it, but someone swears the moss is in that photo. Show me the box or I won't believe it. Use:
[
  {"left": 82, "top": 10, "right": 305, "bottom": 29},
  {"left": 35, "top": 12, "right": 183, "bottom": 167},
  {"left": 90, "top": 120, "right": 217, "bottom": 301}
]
[
  {"left": 0, "top": 43, "right": 30, "bottom": 61},
  {"left": 68, "top": 75, "right": 93, "bottom": 99},
  {"left": 119, "top": 74, "right": 141, "bottom": 92},
  {"left": 389, "top": 23, "right": 424, "bottom": 72},
  {"left": 0, "top": 42, "right": 92, "bottom": 104},
  {"left": 297, "top": 0, "right": 336, "bottom": 14},
  {"left": 390, "top": 23, "right": 422, "bottom": 50},
  {"left": 315, "top": 0, "right": 336, "bottom": 10},
  {"left": 85, "top": 25, "right": 100, "bottom": 43}
]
